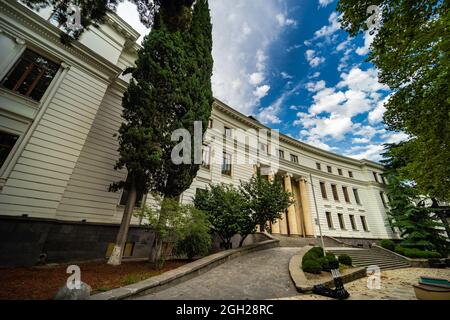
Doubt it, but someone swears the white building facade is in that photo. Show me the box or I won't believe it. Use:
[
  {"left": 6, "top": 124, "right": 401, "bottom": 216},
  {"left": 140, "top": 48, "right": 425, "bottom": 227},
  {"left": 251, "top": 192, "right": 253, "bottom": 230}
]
[{"left": 0, "top": 1, "right": 395, "bottom": 265}]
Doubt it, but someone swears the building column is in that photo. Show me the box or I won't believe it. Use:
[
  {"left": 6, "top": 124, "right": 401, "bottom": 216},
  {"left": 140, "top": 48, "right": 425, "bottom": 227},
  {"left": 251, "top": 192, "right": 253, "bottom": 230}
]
[
  {"left": 299, "top": 177, "right": 315, "bottom": 237},
  {"left": 284, "top": 174, "right": 300, "bottom": 236}
]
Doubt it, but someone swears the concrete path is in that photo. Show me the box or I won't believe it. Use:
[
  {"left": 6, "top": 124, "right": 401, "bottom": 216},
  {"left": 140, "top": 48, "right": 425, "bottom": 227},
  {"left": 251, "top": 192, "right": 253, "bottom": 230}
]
[{"left": 135, "top": 247, "right": 301, "bottom": 300}]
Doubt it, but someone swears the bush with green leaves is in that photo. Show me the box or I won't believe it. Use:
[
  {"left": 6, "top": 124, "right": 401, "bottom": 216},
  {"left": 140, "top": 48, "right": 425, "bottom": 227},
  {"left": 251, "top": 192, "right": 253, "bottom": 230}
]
[
  {"left": 338, "top": 254, "right": 352, "bottom": 266},
  {"left": 394, "top": 245, "right": 441, "bottom": 259},
  {"left": 380, "top": 240, "right": 396, "bottom": 252},
  {"left": 326, "top": 254, "right": 340, "bottom": 270},
  {"left": 174, "top": 209, "right": 212, "bottom": 259},
  {"left": 302, "top": 259, "right": 322, "bottom": 274}
]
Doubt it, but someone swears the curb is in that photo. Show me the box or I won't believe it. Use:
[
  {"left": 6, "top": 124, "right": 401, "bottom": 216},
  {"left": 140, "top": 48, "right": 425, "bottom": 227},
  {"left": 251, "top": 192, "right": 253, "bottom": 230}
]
[
  {"left": 288, "top": 246, "right": 366, "bottom": 293},
  {"left": 89, "top": 237, "right": 279, "bottom": 300}
]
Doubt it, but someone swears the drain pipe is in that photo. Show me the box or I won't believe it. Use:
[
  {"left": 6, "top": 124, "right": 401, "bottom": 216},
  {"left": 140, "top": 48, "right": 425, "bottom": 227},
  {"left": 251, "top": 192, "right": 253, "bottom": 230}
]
[{"left": 309, "top": 173, "right": 326, "bottom": 256}]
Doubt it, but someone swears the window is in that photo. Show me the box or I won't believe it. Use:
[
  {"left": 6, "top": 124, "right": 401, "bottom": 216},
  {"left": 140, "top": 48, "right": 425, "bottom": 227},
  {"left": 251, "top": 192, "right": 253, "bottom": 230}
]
[
  {"left": 290, "top": 154, "right": 298, "bottom": 163},
  {"left": 381, "top": 175, "right": 386, "bottom": 184},
  {"left": 202, "top": 145, "right": 210, "bottom": 169},
  {"left": 222, "top": 152, "right": 232, "bottom": 176},
  {"left": 348, "top": 171, "right": 353, "bottom": 178},
  {"left": 278, "top": 149, "right": 285, "bottom": 159},
  {"left": 360, "top": 216, "right": 369, "bottom": 231},
  {"left": 258, "top": 142, "right": 267, "bottom": 154},
  {"left": 338, "top": 168, "right": 343, "bottom": 176},
  {"left": 327, "top": 166, "right": 332, "bottom": 173},
  {"left": 195, "top": 188, "right": 207, "bottom": 198},
  {"left": 316, "top": 162, "right": 321, "bottom": 170},
  {"left": 331, "top": 184, "right": 339, "bottom": 201},
  {"left": 373, "top": 171, "right": 379, "bottom": 183},
  {"left": 0, "top": 131, "right": 19, "bottom": 169},
  {"left": 326, "top": 212, "right": 333, "bottom": 229},
  {"left": 380, "top": 191, "right": 388, "bottom": 208},
  {"left": 1, "top": 49, "right": 60, "bottom": 101},
  {"left": 349, "top": 215, "right": 357, "bottom": 230},
  {"left": 338, "top": 213, "right": 346, "bottom": 230},
  {"left": 320, "top": 182, "right": 327, "bottom": 199},
  {"left": 119, "top": 176, "right": 144, "bottom": 207},
  {"left": 224, "top": 127, "right": 232, "bottom": 137},
  {"left": 208, "top": 119, "right": 213, "bottom": 129},
  {"left": 342, "top": 186, "right": 350, "bottom": 203},
  {"left": 353, "top": 188, "right": 361, "bottom": 205}
]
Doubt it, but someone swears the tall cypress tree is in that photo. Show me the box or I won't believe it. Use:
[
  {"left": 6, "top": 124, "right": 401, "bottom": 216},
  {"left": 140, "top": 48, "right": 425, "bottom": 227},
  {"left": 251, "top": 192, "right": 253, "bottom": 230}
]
[{"left": 108, "top": 0, "right": 213, "bottom": 265}]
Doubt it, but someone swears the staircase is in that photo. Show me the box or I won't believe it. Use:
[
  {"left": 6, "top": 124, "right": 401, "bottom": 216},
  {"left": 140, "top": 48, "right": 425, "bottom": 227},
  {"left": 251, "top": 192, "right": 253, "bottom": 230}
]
[
  {"left": 327, "top": 247, "right": 411, "bottom": 270},
  {"left": 272, "top": 234, "right": 342, "bottom": 248}
]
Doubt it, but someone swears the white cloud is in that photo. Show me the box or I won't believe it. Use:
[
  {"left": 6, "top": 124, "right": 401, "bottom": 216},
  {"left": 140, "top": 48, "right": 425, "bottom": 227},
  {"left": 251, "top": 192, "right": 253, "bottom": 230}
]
[
  {"left": 305, "top": 49, "right": 326, "bottom": 67},
  {"left": 281, "top": 72, "right": 293, "bottom": 79},
  {"left": 356, "top": 30, "right": 376, "bottom": 55},
  {"left": 253, "top": 85, "right": 271, "bottom": 99},
  {"left": 337, "top": 67, "right": 388, "bottom": 92},
  {"left": 208, "top": 1, "right": 288, "bottom": 115},
  {"left": 296, "top": 112, "right": 353, "bottom": 141},
  {"left": 249, "top": 72, "right": 264, "bottom": 85},
  {"left": 352, "top": 137, "right": 370, "bottom": 144},
  {"left": 306, "top": 80, "right": 326, "bottom": 92},
  {"left": 310, "top": 72, "right": 321, "bottom": 78},
  {"left": 318, "top": 0, "right": 335, "bottom": 7},
  {"left": 276, "top": 13, "right": 297, "bottom": 27},
  {"left": 347, "top": 144, "right": 385, "bottom": 162},
  {"left": 314, "top": 12, "right": 341, "bottom": 39}
]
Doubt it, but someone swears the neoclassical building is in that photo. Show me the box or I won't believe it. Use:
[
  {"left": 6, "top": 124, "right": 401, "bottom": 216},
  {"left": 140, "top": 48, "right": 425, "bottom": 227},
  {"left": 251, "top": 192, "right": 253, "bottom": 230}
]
[{"left": 0, "top": 1, "right": 395, "bottom": 265}]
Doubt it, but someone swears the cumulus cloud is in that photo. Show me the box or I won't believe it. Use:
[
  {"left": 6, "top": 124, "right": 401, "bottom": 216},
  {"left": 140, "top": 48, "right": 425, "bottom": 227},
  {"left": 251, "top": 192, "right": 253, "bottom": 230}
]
[
  {"left": 281, "top": 72, "right": 294, "bottom": 79},
  {"left": 306, "top": 80, "right": 326, "bottom": 92},
  {"left": 318, "top": 0, "right": 335, "bottom": 7},
  {"left": 209, "top": 0, "right": 288, "bottom": 115},
  {"left": 368, "top": 94, "right": 390, "bottom": 124},
  {"left": 253, "top": 85, "right": 271, "bottom": 99},
  {"left": 356, "top": 30, "right": 376, "bottom": 56},
  {"left": 314, "top": 12, "right": 341, "bottom": 39},
  {"left": 276, "top": 13, "right": 297, "bottom": 27},
  {"left": 305, "top": 49, "right": 326, "bottom": 67}
]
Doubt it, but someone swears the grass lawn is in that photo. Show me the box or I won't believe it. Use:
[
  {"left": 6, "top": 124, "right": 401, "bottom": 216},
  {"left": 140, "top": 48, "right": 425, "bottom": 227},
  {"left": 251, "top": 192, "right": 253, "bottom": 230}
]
[{"left": 0, "top": 259, "right": 192, "bottom": 300}]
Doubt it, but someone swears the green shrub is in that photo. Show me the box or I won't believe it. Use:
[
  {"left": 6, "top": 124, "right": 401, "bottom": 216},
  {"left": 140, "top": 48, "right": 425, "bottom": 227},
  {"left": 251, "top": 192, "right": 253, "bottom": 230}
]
[
  {"left": 380, "top": 239, "right": 396, "bottom": 251},
  {"left": 302, "top": 246, "right": 324, "bottom": 264},
  {"left": 317, "top": 257, "right": 329, "bottom": 271},
  {"left": 302, "top": 259, "right": 322, "bottom": 274},
  {"left": 395, "top": 246, "right": 441, "bottom": 259},
  {"left": 338, "top": 254, "right": 352, "bottom": 266},
  {"left": 328, "top": 257, "right": 340, "bottom": 270}
]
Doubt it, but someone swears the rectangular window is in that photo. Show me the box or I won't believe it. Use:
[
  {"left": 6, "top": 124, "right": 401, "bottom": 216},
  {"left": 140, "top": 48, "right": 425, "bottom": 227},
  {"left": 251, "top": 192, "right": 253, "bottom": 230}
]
[
  {"left": 348, "top": 171, "right": 353, "bottom": 178},
  {"left": 202, "top": 145, "right": 210, "bottom": 169},
  {"left": 331, "top": 184, "right": 339, "bottom": 201},
  {"left": 222, "top": 152, "right": 232, "bottom": 176},
  {"left": 224, "top": 127, "right": 232, "bottom": 137},
  {"left": 327, "top": 165, "right": 332, "bottom": 173},
  {"left": 0, "top": 130, "right": 19, "bottom": 169},
  {"left": 338, "top": 213, "right": 346, "bottom": 230},
  {"left": 360, "top": 216, "right": 369, "bottom": 231},
  {"left": 381, "top": 175, "right": 386, "bottom": 184},
  {"left": 258, "top": 142, "right": 267, "bottom": 154},
  {"left": 349, "top": 215, "right": 357, "bottom": 230},
  {"left": 338, "top": 168, "right": 343, "bottom": 176},
  {"left": 326, "top": 212, "right": 333, "bottom": 229},
  {"left": 208, "top": 119, "right": 213, "bottom": 129},
  {"left": 373, "top": 171, "right": 379, "bottom": 183},
  {"left": 316, "top": 162, "right": 321, "bottom": 170},
  {"left": 278, "top": 149, "right": 285, "bottom": 159},
  {"left": 353, "top": 188, "right": 361, "bottom": 205},
  {"left": 1, "top": 49, "right": 60, "bottom": 101},
  {"left": 380, "top": 191, "right": 388, "bottom": 208},
  {"left": 320, "top": 182, "right": 327, "bottom": 199},
  {"left": 342, "top": 186, "right": 350, "bottom": 203},
  {"left": 291, "top": 154, "right": 298, "bottom": 163}
]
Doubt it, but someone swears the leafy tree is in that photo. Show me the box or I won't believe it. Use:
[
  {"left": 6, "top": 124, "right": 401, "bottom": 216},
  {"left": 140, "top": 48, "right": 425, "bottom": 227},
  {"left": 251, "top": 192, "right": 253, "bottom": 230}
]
[
  {"left": 382, "top": 145, "right": 449, "bottom": 255},
  {"left": 337, "top": 0, "right": 450, "bottom": 201},
  {"left": 108, "top": 0, "right": 213, "bottom": 265},
  {"left": 137, "top": 197, "right": 211, "bottom": 268},
  {"left": 239, "top": 173, "right": 292, "bottom": 247},
  {"left": 194, "top": 184, "right": 248, "bottom": 249}
]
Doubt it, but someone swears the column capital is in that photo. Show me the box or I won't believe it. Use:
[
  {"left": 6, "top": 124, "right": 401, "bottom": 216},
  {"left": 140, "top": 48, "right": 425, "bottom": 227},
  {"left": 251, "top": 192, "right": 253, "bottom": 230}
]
[{"left": 284, "top": 173, "right": 293, "bottom": 178}]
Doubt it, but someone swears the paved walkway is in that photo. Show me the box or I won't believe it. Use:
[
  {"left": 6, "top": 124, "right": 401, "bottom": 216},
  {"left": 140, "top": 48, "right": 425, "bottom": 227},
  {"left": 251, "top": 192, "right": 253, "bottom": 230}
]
[
  {"left": 135, "top": 247, "right": 300, "bottom": 300},
  {"left": 282, "top": 267, "right": 450, "bottom": 300}
]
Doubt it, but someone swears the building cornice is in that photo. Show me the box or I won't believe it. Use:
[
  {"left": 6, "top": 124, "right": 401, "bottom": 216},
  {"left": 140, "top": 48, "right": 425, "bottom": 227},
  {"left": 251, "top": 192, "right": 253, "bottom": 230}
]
[
  {"left": 213, "top": 98, "right": 385, "bottom": 171},
  {"left": 0, "top": 0, "right": 123, "bottom": 83}
]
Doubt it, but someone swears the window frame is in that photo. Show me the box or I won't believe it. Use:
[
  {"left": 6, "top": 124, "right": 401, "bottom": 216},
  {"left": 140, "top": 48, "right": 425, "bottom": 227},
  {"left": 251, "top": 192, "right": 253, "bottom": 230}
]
[
  {"left": 1, "top": 48, "right": 60, "bottom": 102},
  {"left": 348, "top": 171, "right": 353, "bottom": 178},
  {"left": 331, "top": 184, "right": 339, "bottom": 201},
  {"left": 278, "top": 149, "right": 285, "bottom": 159},
  {"left": 325, "top": 211, "right": 334, "bottom": 229},
  {"left": 320, "top": 182, "right": 327, "bottom": 199},
  {"left": 290, "top": 154, "right": 299, "bottom": 163},
  {"left": 327, "top": 165, "right": 332, "bottom": 173},
  {"left": 338, "top": 168, "right": 343, "bottom": 176},
  {"left": 342, "top": 186, "right": 350, "bottom": 203},
  {"left": 221, "top": 152, "right": 232, "bottom": 176},
  {"left": 349, "top": 215, "right": 357, "bottom": 231},
  {"left": 353, "top": 188, "right": 361, "bottom": 205},
  {"left": 224, "top": 126, "right": 233, "bottom": 138},
  {"left": 316, "top": 162, "right": 321, "bottom": 170},
  {"left": 360, "top": 216, "right": 369, "bottom": 232},
  {"left": 0, "top": 129, "right": 20, "bottom": 173},
  {"left": 337, "top": 213, "right": 346, "bottom": 230},
  {"left": 201, "top": 145, "right": 211, "bottom": 170}
]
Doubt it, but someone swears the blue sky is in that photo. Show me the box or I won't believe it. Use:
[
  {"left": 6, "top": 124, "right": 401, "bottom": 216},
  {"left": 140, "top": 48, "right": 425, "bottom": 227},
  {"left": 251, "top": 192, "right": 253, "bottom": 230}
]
[{"left": 118, "top": 0, "right": 408, "bottom": 162}]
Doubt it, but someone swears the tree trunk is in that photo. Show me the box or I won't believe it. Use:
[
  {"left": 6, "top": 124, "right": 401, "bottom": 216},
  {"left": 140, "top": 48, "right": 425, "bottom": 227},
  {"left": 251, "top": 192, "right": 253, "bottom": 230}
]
[
  {"left": 107, "top": 179, "right": 137, "bottom": 266},
  {"left": 239, "top": 234, "right": 248, "bottom": 248}
]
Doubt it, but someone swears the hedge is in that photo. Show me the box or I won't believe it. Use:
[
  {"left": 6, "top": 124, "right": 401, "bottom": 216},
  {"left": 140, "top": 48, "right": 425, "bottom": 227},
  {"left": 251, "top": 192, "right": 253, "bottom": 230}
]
[{"left": 394, "top": 245, "right": 441, "bottom": 259}]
